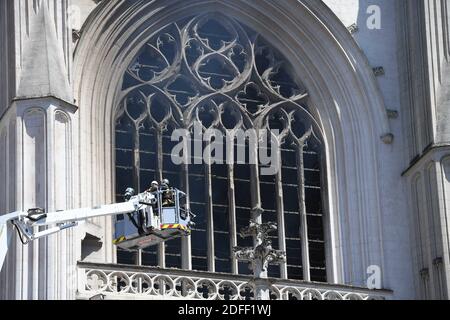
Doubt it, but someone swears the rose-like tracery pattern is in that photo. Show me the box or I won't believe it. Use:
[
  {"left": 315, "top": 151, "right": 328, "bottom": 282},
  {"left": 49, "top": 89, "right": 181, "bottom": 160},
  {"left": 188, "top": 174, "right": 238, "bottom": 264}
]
[
  {"left": 115, "top": 13, "right": 327, "bottom": 283},
  {"left": 118, "top": 14, "right": 308, "bottom": 118}
]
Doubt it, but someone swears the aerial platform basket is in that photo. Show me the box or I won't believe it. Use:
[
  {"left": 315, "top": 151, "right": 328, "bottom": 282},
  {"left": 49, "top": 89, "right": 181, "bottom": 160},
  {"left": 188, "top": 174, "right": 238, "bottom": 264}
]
[{"left": 113, "top": 188, "right": 193, "bottom": 251}]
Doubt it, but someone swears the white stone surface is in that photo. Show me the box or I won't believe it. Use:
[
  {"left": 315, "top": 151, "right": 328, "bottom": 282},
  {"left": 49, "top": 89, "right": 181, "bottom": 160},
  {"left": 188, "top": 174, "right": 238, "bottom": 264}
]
[
  {"left": 0, "top": 0, "right": 449, "bottom": 301},
  {"left": 323, "top": 0, "right": 360, "bottom": 27},
  {"left": 69, "top": 0, "right": 99, "bottom": 31}
]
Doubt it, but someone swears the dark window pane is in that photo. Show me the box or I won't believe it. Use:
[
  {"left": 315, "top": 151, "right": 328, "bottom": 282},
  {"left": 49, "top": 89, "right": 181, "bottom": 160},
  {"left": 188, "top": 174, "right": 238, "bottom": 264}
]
[
  {"left": 311, "top": 268, "right": 327, "bottom": 282},
  {"left": 283, "top": 186, "right": 299, "bottom": 212},
  {"left": 305, "top": 170, "right": 321, "bottom": 188},
  {"left": 192, "top": 257, "right": 208, "bottom": 272},
  {"left": 140, "top": 169, "right": 157, "bottom": 193},
  {"left": 189, "top": 175, "right": 205, "bottom": 203},
  {"left": 234, "top": 164, "right": 250, "bottom": 180},
  {"left": 308, "top": 215, "right": 325, "bottom": 240},
  {"left": 165, "top": 238, "right": 182, "bottom": 269},
  {"left": 142, "top": 248, "right": 157, "bottom": 266},
  {"left": 235, "top": 179, "right": 251, "bottom": 208},
  {"left": 140, "top": 133, "right": 156, "bottom": 152},
  {"left": 267, "top": 265, "right": 280, "bottom": 278},
  {"left": 236, "top": 209, "right": 252, "bottom": 248},
  {"left": 213, "top": 206, "right": 229, "bottom": 232},
  {"left": 305, "top": 188, "right": 322, "bottom": 214},
  {"left": 287, "top": 266, "right": 303, "bottom": 281},
  {"left": 116, "top": 132, "right": 133, "bottom": 150},
  {"left": 116, "top": 167, "right": 133, "bottom": 192},
  {"left": 116, "top": 149, "right": 133, "bottom": 167},
  {"left": 286, "top": 239, "right": 302, "bottom": 266},
  {"left": 212, "top": 176, "right": 228, "bottom": 206},
  {"left": 215, "top": 232, "right": 231, "bottom": 273},
  {"left": 285, "top": 213, "right": 300, "bottom": 238},
  {"left": 117, "top": 248, "right": 137, "bottom": 265},
  {"left": 238, "top": 262, "right": 252, "bottom": 275},
  {"left": 166, "top": 254, "right": 181, "bottom": 269},
  {"left": 260, "top": 182, "right": 276, "bottom": 212},
  {"left": 191, "top": 230, "right": 207, "bottom": 257},
  {"left": 282, "top": 167, "right": 298, "bottom": 185},
  {"left": 304, "top": 152, "right": 320, "bottom": 170},
  {"left": 190, "top": 203, "right": 206, "bottom": 231},
  {"left": 140, "top": 151, "right": 156, "bottom": 170},
  {"left": 310, "top": 241, "right": 326, "bottom": 267},
  {"left": 281, "top": 148, "right": 296, "bottom": 167},
  {"left": 262, "top": 210, "right": 277, "bottom": 226}
]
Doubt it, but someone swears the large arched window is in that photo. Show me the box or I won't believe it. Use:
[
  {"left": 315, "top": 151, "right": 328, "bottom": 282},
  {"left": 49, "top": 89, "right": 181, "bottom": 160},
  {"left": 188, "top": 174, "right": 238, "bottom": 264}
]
[{"left": 114, "top": 13, "right": 327, "bottom": 282}]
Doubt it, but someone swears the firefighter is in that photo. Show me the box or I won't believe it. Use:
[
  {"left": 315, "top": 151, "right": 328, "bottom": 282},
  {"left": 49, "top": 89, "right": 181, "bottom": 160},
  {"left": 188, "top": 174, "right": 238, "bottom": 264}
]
[
  {"left": 147, "top": 181, "right": 159, "bottom": 193},
  {"left": 161, "top": 179, "right": 169, "bottom": 190},
  {"left": 161, "top": 178, "right": 175, "bottom": 207}
]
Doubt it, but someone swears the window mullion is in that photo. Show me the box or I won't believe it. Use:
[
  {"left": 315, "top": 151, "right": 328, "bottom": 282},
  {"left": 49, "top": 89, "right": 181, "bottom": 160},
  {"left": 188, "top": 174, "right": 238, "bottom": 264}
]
[
  {"left": 297, "top": 143, "right": 311, "bottom": 282},
  {"left": 250, "top": 160, "right": 263, "bottom": 249},
  {"left": 132, "top": 125, "right": 141, "bottom": 193},
  {"left": 133, "top": 125, "right": 142, "bottom": 266},
  {"left": 228, "top": 164, "right": 238, "bottom": 274},
  {"left": 181, "top": 135, "right": 192, "bottom": 270},
  {"left": 205, "top": 162, "right": 215, "bottom": 272},
  {"left": 275, "top": 146, "right": 288, "bottom": 279},
  {"left": 156, "top": 128, "right": 165, "bottom": 268},
  {"left": 250, "top": 139, "right": 262, "bottom": 224}
]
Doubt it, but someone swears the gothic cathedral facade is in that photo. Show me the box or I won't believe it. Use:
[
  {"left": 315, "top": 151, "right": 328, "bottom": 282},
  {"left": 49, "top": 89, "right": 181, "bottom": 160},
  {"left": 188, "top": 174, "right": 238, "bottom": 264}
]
[{"left": 0, "top": 0, "right": 450, "bottom": 300}]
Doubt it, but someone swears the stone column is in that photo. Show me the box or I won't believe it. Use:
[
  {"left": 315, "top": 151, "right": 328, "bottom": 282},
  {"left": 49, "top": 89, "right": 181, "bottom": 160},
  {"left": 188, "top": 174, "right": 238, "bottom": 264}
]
[{"left": 0, "top": 0, "right": 79, "bottom": 300}]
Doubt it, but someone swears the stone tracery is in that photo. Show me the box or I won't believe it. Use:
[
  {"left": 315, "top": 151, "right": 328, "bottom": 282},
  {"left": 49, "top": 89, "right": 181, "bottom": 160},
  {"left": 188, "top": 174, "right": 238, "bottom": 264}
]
[{"left": 114, "top": 13, "right": 326, "bottom": 282}]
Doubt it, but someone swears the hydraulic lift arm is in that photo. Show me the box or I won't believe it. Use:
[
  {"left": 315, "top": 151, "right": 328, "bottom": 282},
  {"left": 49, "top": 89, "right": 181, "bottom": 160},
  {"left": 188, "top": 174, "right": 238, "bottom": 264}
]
[{"left": 0, "top": 188, "right": 190, "bottom": 272}]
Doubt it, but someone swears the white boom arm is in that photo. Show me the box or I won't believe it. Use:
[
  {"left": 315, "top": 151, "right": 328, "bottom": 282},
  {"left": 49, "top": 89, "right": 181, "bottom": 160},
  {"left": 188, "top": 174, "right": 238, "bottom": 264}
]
[{"left": 0, "top": 190, "right": 153, "bottom": 272}]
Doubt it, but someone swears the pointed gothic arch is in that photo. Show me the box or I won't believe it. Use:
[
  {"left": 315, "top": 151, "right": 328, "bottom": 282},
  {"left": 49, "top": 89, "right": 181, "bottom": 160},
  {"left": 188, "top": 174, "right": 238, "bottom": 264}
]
[{"left": 73, "top": 0, "right": 393, "bottom": 287}]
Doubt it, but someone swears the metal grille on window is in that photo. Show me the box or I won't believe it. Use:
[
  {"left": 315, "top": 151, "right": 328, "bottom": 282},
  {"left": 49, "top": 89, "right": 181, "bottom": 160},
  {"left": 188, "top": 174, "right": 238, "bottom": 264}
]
[{"left": 114, "top": 13, "right": 327, "bottom": 282}]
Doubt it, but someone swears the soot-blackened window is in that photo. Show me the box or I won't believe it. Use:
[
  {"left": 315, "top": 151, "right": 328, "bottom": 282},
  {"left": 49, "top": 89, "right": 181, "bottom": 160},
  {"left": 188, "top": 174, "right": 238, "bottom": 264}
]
[{"left": 114, "top": 13, "right": 327, "bottom": 282}]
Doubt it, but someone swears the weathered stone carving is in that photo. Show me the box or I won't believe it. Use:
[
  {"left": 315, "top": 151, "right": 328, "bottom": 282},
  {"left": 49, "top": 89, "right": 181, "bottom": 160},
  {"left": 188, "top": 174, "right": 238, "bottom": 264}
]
[{"left": 234, "top": 220, "right": 286, "bottom": 279}]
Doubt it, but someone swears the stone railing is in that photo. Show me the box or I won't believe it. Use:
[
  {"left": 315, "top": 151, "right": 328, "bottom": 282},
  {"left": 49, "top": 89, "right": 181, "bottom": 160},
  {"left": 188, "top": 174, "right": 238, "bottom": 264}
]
[{"left": 76, "top": 262, "right": 392, "bottom": 300}]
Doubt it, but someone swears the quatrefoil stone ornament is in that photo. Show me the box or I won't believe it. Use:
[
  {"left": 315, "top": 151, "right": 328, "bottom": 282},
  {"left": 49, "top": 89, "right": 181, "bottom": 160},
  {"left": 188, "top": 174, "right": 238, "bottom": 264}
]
[{"left": 87, "top": 273, "right": 105, "bottom": 292}]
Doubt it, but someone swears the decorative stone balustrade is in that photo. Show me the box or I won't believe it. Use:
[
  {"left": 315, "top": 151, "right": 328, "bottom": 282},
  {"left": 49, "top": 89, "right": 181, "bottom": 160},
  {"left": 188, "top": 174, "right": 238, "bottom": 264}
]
[{"left": 77, "top": 262, "right": 392, "bottom": 300}]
